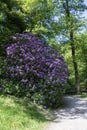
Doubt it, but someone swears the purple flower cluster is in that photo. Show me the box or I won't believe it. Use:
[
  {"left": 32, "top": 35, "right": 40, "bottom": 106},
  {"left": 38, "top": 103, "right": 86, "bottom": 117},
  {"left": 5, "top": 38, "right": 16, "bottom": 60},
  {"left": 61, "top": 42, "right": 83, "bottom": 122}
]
[{"left": 6, "top": 32, "right": 68, "bottom": 108}]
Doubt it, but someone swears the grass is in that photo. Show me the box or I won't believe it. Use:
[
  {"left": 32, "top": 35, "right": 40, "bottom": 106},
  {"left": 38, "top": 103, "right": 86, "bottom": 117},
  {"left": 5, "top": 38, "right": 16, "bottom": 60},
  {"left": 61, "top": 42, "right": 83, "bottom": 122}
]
[
  {"left": 0, "top": 95, "right": 48, "bottom": 130},
  {"left": 78, "top": 93, "right": 87, "bottom": 98}
]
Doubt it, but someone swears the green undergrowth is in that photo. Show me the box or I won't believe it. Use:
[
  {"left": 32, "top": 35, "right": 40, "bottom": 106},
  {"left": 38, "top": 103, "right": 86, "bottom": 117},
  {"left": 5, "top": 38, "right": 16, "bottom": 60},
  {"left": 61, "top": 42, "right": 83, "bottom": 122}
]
[
  {"left": 0, "top": 95, "right": 48, "bottom": 130},
  {"left": 77, "top": 93, "right": 87, "bottom": 98}
]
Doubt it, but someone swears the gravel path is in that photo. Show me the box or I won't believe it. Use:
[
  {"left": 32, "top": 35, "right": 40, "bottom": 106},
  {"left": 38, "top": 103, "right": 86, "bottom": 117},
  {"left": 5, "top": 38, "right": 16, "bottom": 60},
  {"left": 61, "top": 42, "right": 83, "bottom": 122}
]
[{"left": 46, "top": 96, "right": 87, "bottom": 130}]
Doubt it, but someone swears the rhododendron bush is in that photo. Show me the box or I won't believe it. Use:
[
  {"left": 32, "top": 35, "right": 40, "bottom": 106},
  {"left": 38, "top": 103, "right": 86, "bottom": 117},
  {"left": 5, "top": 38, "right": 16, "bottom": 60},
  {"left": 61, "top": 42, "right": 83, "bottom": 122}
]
[{"left": 5, "top": 33, "right": 68, "bottom": 108}]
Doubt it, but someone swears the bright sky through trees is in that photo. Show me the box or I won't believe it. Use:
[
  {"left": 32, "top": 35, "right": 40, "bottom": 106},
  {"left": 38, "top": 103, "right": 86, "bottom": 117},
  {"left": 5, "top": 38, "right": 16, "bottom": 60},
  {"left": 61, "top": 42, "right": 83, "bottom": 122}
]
[{"left": 84, "top": 0, "right": 87, "bottom": 17}]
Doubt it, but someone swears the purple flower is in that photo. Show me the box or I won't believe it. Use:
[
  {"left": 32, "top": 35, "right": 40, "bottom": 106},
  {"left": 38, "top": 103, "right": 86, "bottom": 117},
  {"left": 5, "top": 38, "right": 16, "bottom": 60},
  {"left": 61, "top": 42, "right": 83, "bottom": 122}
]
[{"left": 5, "top": 32, "right": 68, "bottom": 108}]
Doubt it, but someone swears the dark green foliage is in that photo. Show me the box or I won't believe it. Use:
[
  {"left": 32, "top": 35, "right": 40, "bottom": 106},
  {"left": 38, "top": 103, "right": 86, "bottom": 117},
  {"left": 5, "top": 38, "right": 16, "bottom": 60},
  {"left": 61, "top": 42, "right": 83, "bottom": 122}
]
[
  {"left": 0, "top": 0, "right": 27, "bottom": 43},
  {"left": 6, "top": 11, "right": 27, "bottom": 33}
]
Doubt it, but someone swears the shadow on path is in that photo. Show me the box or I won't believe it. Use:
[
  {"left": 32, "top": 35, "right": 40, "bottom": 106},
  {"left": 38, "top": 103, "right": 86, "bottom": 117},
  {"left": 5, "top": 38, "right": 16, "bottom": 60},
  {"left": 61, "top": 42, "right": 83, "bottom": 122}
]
[
  {"left": 45, "top": 96, "right": 87, "bottom": 130},
  {"left": 53, "top": 96, "right": 87, "bottom": 121}
]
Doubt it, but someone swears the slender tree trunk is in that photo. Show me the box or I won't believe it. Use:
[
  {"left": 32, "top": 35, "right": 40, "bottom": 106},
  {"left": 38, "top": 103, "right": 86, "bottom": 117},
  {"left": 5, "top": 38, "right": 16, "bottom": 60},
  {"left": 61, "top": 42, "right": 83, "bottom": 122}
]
[
  {"left": 63, "top": 0, "right": 80, "bottom": 93},
  {"left": 70, "top": 31, "right": 80, "bottom": 94}
]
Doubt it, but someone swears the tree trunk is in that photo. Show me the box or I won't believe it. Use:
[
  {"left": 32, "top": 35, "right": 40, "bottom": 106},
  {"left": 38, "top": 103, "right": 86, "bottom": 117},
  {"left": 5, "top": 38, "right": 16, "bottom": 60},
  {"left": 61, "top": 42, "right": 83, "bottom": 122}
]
[
  {"left": 63, "top": 0, "right": 80, "bottom": 94},
  {"left": 70, "top": 31, "right": 80, "bottom": 94}
]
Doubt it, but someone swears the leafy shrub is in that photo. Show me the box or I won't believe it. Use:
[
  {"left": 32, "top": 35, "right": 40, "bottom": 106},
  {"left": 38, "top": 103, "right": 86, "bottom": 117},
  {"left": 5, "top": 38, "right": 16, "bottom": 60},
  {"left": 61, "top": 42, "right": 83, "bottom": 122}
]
[
  {"left": 4, "top": 33, "right": 68, "bottom": 108},
  {"left": 0, "top": 57, "right": 6, "bottom": 93}
]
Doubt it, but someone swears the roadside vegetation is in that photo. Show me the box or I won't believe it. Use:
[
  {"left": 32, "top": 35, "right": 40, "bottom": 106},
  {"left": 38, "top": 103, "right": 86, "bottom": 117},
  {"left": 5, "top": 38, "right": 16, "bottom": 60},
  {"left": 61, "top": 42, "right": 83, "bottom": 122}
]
[{"left": 0, "top": 95, "right": 48, "bottom": 130}]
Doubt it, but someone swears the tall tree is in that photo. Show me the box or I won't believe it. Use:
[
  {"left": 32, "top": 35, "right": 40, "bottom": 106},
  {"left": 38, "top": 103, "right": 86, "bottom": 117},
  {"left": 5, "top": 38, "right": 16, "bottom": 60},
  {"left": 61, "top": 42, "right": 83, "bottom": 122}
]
[{"left": 53, "top": 0, "right": 87, "bottom": 93}]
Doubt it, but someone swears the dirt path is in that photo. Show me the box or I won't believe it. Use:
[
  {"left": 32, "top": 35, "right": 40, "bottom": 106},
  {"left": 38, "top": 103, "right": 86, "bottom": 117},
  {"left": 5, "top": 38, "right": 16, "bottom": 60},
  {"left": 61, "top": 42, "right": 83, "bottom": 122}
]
[{"left": 45, "top": 96, "right": 87, "bottom": 130}]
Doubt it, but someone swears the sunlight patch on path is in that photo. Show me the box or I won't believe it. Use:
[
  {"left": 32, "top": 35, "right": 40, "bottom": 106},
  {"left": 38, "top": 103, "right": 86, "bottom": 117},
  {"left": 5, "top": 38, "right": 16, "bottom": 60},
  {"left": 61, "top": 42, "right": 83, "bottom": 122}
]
[{"left": 45, "top": 96, "right": 87, "bottom": 130}]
